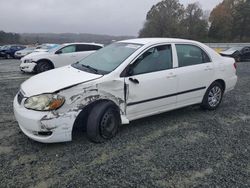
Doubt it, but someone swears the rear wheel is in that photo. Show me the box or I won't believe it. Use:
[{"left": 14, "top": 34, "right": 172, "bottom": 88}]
[
  {"left": 86, "top": 101, "right": 120, "bottom": 143},
  {"left": 36, "top": 61, "right": 53, "bottom": 73},
  {"left": 201, "top": 82, "right": 224, "bottom": 110}
]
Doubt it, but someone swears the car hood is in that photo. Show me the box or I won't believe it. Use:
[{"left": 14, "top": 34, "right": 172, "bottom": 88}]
[
  {"left": 21, "top": 66, "right": 103, "bottom": 97},
  {"left": 22, "top": 51, "right": 50, "bottom": 60}
]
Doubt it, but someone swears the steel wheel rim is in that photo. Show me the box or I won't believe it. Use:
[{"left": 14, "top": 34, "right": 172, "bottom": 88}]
[
  {"left": 208, "top": 86, "right": 222, "bottom": 107},
  {"left": 40, "top": 63, "right": 51, "bottom": 72},
  {"left": 100, "top": 111, "right": 116, "bottom": 139}
]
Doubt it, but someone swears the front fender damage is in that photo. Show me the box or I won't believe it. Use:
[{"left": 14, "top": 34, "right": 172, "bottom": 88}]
[{"left": 39, "top": 80, "right": 129, "bottom": 139}]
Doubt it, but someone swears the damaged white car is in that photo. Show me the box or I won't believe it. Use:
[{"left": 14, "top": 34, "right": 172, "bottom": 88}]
[{"left": 13, "top": 38, "right": 237, "bottom": 143}]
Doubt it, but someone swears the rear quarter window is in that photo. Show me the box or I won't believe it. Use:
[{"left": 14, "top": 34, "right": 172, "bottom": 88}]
[{"left": 76, "top": 44, "right": 102, "bottom": 52}]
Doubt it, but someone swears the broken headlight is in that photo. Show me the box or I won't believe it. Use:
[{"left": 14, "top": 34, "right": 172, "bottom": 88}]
[
  {"left": 24, "top": 94, "right": 65, "bottom": 111},
  {"left": 24, "top": 59, "right": 33, "bottom": 63}
]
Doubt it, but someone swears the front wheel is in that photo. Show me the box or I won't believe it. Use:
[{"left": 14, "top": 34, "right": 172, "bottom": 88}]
[
  {"left": 86, "top": 101, "right": 120, "bottom": 143},
  {"left": 201, "top": 82, "right": 224, "bottom": 110},
  {"left": 36, "top": 61, "right": 53, "bottom": 73}
]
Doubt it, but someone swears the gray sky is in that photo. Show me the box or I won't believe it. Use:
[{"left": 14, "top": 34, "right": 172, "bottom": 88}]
[{"left": 0, "top": 0, "right": 222, "bottom": 36}]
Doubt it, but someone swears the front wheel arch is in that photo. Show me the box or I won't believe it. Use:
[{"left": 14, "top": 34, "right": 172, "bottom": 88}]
[
  {"left": 72, "top": 99, "right": 121, "bottom": 137},
  {"left": 34, "top": 59, "right": 54, "bottom": 73}
]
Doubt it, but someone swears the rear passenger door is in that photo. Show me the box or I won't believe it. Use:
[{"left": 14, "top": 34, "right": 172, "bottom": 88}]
[
  {"left": 174, "top": 44, "right": 215, "bottom": 107},
  {"left": 75, "top": 44, "right": 102, "bottom": 62}
]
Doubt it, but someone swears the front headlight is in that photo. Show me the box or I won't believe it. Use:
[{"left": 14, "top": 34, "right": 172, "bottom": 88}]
[
  {"left": 24, "top": 59, "right": 33, "bottom": 63},
  {"left": 24, "top": 94, "right": 65, "bottom": 111}
]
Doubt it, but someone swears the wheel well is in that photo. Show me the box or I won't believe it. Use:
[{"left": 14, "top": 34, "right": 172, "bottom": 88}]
[
  {"left": 214, "top": 79, "right": 226, "bottom": 92},
  {"left": 37, "top": 59, "right": 55, "bottom": 68},
  {"left": 72, "top": 99, "right": 120, "bottom": 133}
]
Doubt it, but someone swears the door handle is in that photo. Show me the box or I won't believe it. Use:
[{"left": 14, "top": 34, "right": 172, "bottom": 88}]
[
  {"left": 129, "top": 78, "right": 139, "bottom": 84},
  {"left": 167, "top": 73, "right": 177, "bottom": 79},
  {"left": 204, "top": 66, "right": 213, "bottom": 71}
]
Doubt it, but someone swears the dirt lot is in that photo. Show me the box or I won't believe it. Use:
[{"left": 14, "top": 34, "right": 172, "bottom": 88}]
[{"left": 0, "top": 59, "right": 249, "bottom": 187}]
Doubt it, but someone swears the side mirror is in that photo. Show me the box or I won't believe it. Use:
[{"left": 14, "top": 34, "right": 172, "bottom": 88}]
[{"left": 56, "top": 50, "right": 62, "bottom": 55}]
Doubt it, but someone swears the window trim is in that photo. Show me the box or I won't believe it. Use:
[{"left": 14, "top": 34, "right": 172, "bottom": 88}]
[
  {"left": 120, "top": 43, "right": 174, "bottom": 77},
  {"left": 174, "top": 43, "right": 212, "bottom": 68}
]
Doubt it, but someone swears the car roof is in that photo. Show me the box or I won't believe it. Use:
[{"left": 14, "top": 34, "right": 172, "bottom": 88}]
[
  {"left": 119, "top": 38, "right": 199, "bottom": 45},
  {"left": 62, "top": 42, "right": 104, "bottom": 47}
]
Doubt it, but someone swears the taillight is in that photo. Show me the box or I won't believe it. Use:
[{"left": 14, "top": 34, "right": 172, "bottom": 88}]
[{"left": 234, "top": 62, "right": 237, "bottom": 69}]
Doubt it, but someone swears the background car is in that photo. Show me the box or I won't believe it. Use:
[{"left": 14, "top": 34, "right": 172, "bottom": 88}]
[
  {"left": 0, "top": 45, "right": 10, "bottom": 58},
  {"left": 20, "top": 42, "right": 103, "bottom": 73},
  {"left": 0, "top": 45, "right": 26, "bottom": 59},
  {"left": 220, "top": 46, "right": 250, "bottom": 62},
  {"left": 14, "top": 47, "right": 36, "bottom": 59},
  {"left": 34, "top": 43, "right": 59, "bottom": 52}
]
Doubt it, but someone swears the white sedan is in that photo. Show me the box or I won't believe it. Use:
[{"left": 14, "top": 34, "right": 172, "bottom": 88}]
[
  {"left": 14, "top": 38, "right": 237, "bottom": 143},
  {"left": 14, "top": 47, "right": 36, "bottom": 59},
  {"left": 20, "top": 43, "right": 103, "bottom": 73}
]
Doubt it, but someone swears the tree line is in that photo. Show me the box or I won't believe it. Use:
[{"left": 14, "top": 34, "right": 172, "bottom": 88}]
[
  {"left": 0, "top": 31, "right": 20, "bottom": 45},
  {"left": 1, "top": 0, "right": 249, "bottom": 44},
  {"left": 139, "top": 0, "right": 250, "bottom": 42}
]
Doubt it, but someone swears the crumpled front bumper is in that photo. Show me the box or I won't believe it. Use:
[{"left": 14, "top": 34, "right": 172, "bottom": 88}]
[
  {"left": 19, "top": 62, "right": 37, "bottom": 73},
  {"left": 13, "top": 95, "right": 73, "bottom": 143}
]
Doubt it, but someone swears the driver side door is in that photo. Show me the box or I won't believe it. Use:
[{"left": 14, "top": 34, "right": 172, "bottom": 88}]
[{"left": 124, "top": 44, "right": 178, "bottom": 120}]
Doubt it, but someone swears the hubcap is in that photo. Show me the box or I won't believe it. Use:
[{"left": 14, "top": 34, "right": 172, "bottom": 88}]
[{"left": 208, "top": 86, "right": 222, "bottom": 107}]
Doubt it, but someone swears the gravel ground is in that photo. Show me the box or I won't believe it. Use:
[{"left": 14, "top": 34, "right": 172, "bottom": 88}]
[{"left": 0, "top": 59, "right": 249, "bottom": 188}]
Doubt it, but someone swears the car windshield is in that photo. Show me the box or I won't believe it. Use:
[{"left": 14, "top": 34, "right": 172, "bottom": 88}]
[
  {"left": 24, "top": 47, "right": 35, "bottom": 51},
  {"left": 48, "top": 44, "right": 63, "bottom": 52},
  {"left": 225, "top": 47, "right": 243, "bottom": 51},
  {"left": 2, "top": 45, "right": 10, "bottom": 50},
  {"left": 36, "top": 44, "right": 59, "bottom": 51},
  {"left": 72, "top": 42, "right": 142, "bottom": 75}
]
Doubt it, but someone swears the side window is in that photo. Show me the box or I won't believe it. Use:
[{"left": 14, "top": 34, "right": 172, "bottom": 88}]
[
  {"left": 91, "top": 45, "right": 102, "bottom": 50},
  {"left": 76, "top": 44, "right": 91, "bottom": 52},
  {"left": 60, "top": 45, "right": 76, "bottom": 54},
  {"left": 76, "top": 44, "right": 102, "bottom": 52},
  {"left": 131, "top": 45, "right": 172, "bottom": 75},
  {"left": 176, "top": 44, "right": 211, "bottom": 67}
]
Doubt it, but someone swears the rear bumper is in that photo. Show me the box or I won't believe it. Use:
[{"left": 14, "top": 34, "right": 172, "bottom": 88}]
[{"left": 225, "top": 75, "right": 237, "bottom": 93}]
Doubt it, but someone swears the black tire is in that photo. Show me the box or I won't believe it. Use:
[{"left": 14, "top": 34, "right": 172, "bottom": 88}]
[
  {"left": 86, "top": 101, "right": 120, "bottom": 143},
  {"left": 201, "top": 82, "right": 224, "bottom": 110},
  {"left": 36, "top": 61, "right": 53, "bottom": 73}
]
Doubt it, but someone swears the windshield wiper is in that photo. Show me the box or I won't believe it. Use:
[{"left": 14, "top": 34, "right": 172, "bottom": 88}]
[{"left": 81, "top": 64, "right": 99, "bottom": 74}]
